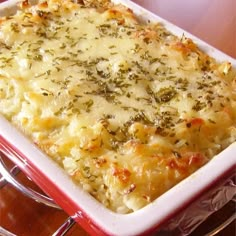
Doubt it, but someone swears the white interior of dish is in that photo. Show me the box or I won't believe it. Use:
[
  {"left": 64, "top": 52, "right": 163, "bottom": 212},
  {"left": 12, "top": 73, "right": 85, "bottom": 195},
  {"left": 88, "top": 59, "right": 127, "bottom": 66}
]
[{"left": 0, "top": 1, "right": 235, "bottom": 235}]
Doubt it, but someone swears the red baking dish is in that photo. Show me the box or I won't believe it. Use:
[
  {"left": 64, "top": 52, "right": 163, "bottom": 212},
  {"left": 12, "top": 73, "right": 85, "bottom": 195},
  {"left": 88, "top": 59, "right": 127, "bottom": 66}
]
[{"left": 0, "top": 0, "right": 235, "bottom": 235}]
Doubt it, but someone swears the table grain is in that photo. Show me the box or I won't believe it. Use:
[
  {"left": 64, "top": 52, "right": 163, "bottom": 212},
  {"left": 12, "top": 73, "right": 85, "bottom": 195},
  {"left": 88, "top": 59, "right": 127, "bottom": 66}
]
[{"left": 0, "top": 0, "right": 235, "bottom": 235}]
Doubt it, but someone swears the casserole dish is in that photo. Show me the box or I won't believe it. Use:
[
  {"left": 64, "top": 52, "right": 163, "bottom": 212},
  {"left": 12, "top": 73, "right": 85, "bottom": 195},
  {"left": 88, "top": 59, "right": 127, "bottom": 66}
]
[{"left": 0, "top": 0, "right": 235, "bottom": 235}]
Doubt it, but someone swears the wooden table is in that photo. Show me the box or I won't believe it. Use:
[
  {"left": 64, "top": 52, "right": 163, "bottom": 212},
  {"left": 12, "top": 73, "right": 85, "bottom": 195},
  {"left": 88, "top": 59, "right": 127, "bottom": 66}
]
[{"left": 0, "top": 0, "right": 235, "bottom": 235}]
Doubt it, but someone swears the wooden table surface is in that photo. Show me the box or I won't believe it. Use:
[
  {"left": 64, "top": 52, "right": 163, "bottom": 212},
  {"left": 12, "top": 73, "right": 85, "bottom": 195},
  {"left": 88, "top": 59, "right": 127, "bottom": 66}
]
[{"left": 0, "top": 0, "right": 235, "bottom": 235}]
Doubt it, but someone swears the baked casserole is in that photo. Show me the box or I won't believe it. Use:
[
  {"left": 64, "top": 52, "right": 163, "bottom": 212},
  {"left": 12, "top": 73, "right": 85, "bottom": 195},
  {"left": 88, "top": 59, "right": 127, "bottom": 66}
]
[{"left": 0, "top": 0, "right": 235, "bottom": 214}]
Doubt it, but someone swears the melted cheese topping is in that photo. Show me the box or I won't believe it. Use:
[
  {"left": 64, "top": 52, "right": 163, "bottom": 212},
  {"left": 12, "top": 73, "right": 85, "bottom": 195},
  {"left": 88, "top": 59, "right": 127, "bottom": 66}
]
[{"left": 0, "top": 0, "right": 236, "bottom": 213}]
